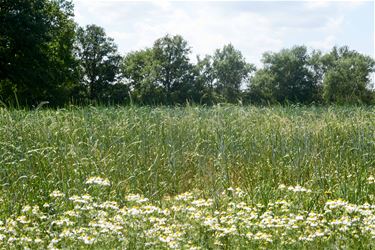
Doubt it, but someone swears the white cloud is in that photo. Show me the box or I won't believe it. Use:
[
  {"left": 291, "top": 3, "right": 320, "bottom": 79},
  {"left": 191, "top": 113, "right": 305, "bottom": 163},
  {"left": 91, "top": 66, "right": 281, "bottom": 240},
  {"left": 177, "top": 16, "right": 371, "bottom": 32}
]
[
  {"left": 74, "top": 1, "right": 285, "bottom": 64},
  {"left": 307, "top": 35, "right": 337, "bottom": 51},
  {"left": 322, "top": 16, "right": 344, "bottom": 32},
  {"left": 304, "top": 1, "right": 331, "bottom": 10},
  {"left": 73, "top": 0, "right": 372, "bottom": 64},
  {"left": 302, "top": 0, "right": 366, "bottom": 10}
]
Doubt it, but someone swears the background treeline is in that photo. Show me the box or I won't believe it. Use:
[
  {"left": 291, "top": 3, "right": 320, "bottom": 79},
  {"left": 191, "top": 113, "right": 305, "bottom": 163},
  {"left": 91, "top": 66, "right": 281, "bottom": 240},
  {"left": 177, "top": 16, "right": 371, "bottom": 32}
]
[{"left": 1, "top": 0, "right": 374, "bottom": 107}]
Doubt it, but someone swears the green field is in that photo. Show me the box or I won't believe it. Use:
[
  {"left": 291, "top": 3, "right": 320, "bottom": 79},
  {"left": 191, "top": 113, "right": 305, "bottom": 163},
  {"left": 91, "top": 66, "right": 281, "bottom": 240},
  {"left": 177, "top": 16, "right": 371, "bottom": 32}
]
[{"left": 0, "top": 106, "right": 374, "bottom": 249}]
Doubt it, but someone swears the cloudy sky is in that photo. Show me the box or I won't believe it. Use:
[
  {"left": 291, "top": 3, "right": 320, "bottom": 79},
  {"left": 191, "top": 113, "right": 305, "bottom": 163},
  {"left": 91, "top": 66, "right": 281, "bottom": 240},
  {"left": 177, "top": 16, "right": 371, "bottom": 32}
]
[{"left": 74, "top": 0, "right": 374, "bottom": 65}]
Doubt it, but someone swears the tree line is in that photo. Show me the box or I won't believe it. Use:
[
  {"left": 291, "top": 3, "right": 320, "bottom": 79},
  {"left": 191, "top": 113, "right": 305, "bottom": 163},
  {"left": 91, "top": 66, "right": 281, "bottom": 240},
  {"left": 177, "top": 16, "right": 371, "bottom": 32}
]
[{"left": 1, "top": 0, "right": 374, "bottom": 107}]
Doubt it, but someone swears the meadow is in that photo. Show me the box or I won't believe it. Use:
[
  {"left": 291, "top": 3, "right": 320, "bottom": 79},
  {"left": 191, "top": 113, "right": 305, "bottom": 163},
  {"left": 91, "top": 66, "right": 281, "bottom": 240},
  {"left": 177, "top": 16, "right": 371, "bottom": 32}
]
[{"left": 0, "top": 105, "right": 374, "bottom": 249}]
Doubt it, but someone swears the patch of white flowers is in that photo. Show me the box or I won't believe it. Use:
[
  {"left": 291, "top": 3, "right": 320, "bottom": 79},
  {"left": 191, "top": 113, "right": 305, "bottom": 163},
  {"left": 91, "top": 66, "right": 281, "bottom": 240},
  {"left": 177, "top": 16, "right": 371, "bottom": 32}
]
[
  {"left": 0, "top": 179, "right": 375, "bottom": 249},
  {"left": 278, "top": 184, "right": 312, "bottom": 193},
  {"left": 49, "top": 190, "right": 64, "bottom": 198},
  {"left": 85, "top": 176, "right": 111, "bottom": 186},
  {"left": 368, "top": 175, "right": 375, "bottom": 185}
]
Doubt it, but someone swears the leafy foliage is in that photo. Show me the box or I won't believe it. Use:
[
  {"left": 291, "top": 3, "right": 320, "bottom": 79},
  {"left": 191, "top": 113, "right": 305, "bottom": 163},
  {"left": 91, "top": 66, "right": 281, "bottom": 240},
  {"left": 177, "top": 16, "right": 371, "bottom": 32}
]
[
  {"left": 0, "top": 1, "right": 374, "bottom": 106},
  {"left": 122, "top": 35, "right": 197, "bottom": 105},
  {"left": 152, "top": 35, "right": 195, "bottom": 104},
  {"left": 75, "top": 25, "right": 122, "bottom": 102},
  {"left": 212, "top": 44, "right": 255, "bottom": 103},
  {"left": 322, "top": 46, "right": 375, "bottom": 104},
  {"left": 122, "top": 48, "right": 164, "bottom": 104},
  {"left": 248, "top": 46, "right": 320, "bottom": 104},
  {"left": 0, "top": 0, "right": 77, "bottom": 106}
]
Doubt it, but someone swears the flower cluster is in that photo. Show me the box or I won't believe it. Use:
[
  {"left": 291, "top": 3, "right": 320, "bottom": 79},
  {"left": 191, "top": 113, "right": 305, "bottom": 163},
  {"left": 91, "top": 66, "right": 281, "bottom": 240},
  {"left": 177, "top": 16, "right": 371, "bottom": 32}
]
[
  {"left": 85, "top": 176, "right": 111, "bottom": 186},
  {"left": 0, "top": 180, "right": 375, "bottom": 249},
  {"left": 278, "top": 184, "right": 312, "bottom": 193},
  {"left": 368, "top": 175, "right": 375, "bottom": 185}
]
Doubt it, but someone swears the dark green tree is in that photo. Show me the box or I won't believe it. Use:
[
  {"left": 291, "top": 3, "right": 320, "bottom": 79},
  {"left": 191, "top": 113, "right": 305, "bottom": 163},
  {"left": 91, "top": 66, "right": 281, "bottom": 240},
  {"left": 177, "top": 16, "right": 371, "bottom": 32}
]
[
  {"left": 211, "top": 44, "right": 255, "bottom": 103},
  {"left": 248, "top": 46, "right": 319, "bottom": 104},
  {"left": 0, "top": 0, "right": 78, "bottom": 106},
  {"left": 322, "top": 46, "right": 375, "bottom": 104},
  {"left": 246, "top": 68, "right": 276, "bottom": 104},
  {"left": 152, "top": 34, "right": 195, "bottom": 104},
  {"left": 122, "top": 34, "right": 196, "bottom": 104},
  {"left": 192, "top": 55, "right": 218, "bottom": 104},
  {"left": 75, "top": 24, "right": 122, "bottom": 102},
  {"left": 122, "top": 48, "right": 164, "bottom": 104}
]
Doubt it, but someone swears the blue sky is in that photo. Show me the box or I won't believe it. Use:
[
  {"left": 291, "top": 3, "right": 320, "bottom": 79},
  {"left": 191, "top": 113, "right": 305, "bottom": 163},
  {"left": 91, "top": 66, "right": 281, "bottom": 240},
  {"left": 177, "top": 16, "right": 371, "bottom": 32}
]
[{"left": 73, "top": 0, "right": 374, "bottom": 65}]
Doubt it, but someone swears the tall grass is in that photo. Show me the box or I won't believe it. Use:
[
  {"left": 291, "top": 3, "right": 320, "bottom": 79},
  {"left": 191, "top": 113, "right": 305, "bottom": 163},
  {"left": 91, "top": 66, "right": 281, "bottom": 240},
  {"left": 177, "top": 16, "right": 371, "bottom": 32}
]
[{"left": 0, "top": 105, "right": 374, "bottom": 216}]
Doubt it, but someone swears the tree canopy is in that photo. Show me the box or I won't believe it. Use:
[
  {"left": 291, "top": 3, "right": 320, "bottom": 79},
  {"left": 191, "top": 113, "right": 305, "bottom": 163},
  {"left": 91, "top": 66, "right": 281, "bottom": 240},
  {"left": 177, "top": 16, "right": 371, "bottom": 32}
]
[
  {"left": 321, "top": 47, "right": 375, "bottom": 104},
  {"left": 1, "top": 1, "right": 374, "bottom": 107},
  {"left": 0, "top": 0, "right": 77, "bottom": 106},
  {"left": 75, "top": 24, "right": 122, "bottom": 102},
  {"left": 211, "top": 44, "right": 255, "bottom": 103},
  {"left": 249, "top": 46, "right": 320, "bottom": 104}
]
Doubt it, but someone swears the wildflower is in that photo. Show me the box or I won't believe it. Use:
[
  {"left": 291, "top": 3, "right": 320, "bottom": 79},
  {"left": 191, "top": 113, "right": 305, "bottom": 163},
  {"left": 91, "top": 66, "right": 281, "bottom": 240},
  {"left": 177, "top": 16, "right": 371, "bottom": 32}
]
[
  {"left": 16, "top": 215, "right": 29, "bottom": 224},
  {"left": 127, "top": 207, "right": 142, "bottom": 216},
  {"left": 34, "top": 238, "right": 43, "bottom": 244},
  {"left": 159, "top": 235, "right": 174, "bottom": 243},
  {"left": 85, "top": 176, "right": 111, "bottom": 186},
  {"left": 79, "top": 235, "right": 96, "bottom": 245},
  {"left": 64, "top": 210, "right": 80, "bottom": 218},
  {"left": 8, "top": 237, "right": 17, "bottom": 243},
  {"left": 50, "top": 190, "right": 64, "bottom": 198},
  {"left": 234, "top": 187, "right": 246, "bottom": 197},
  {"left": 325, "top": 199, "right": 348, "bottom": 209},
  {"left": 254, "top": 232, "right": 273, "bottom": 243},
  {"left": 32, "top": 205, "right": 43, "bottom": 216},
  {"left": 21, "top": 205, "right": 31, "bottom": 213},
  {"left": 203, "top": 216, "right": 219, "bottom": 228},
  {"left": 175, "top": 192, "right": 194, "bottom": 201},
  {"left": 295, "top": 215, "right": 304, "bottom": 221},
  {"left": 287, "top": 185, "right": 312, "bottom": 193},
  {"left": 191, "top": 199, "right": 213, "bottom": 207},
  {"left": 126, "top": 194, "right": 149, "bottom": 203},
  {"left": 345, "top": 204, "right": 358, "bottom": 213},
  {"left": 142, "top": 205, "right": 160, "bottom": 214},
  {"left": 69, "top": 194, "right": 92, "bottom": 204},
  {"left": 98, "top": 201, "right": 119, "bottom": 210},
  {"left": 50, "top": 238, "right": 60, "bottom": 245},
  {"left": 368, "top": 175, "right": 375, "bottom": 184},
  {"left": 20, "top": 237, "right": 32, "bottom": 243},
  {"left": 52, "top": 217, "right": 75, "bottom": 226}
]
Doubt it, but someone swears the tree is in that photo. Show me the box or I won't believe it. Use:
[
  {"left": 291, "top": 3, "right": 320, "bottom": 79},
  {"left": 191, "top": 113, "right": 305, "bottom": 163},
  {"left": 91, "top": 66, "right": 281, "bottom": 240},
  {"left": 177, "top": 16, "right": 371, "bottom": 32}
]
[
  {"left": 152, "top": 34, "right": 195, "bottom": 104},
  {"left": 75, "top": 24, "right": 122, "bottom": 102},
  {"left": 246, "top": 68, "right": 276, "bottom": 104},
  {"left": 322, "top": 47, "right": 375, "bottom": 104},
  {"left": 192, "top": 55, "right": 217, "bottom": 104},
  {"left": 122, "top": 34, "right": 196, "bottom": 105},
  {"left": 211, "top": 44, "right": 255, "bottom": 103},
  {"left": 0, "top": 0, "right": 78, "bottom": 106},
  {"left": 122, "top": 48, "right": 165, "bottom": 104},
  {"left": 248, "top": 46, "right": 319, "bottom": 104}
]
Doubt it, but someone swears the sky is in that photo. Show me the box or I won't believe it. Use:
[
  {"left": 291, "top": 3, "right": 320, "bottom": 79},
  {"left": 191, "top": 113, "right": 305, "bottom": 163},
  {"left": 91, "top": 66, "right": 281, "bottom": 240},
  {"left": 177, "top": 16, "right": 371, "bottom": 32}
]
[{"left": 73, "top": 0, "right": 374, "bottom": 66}]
